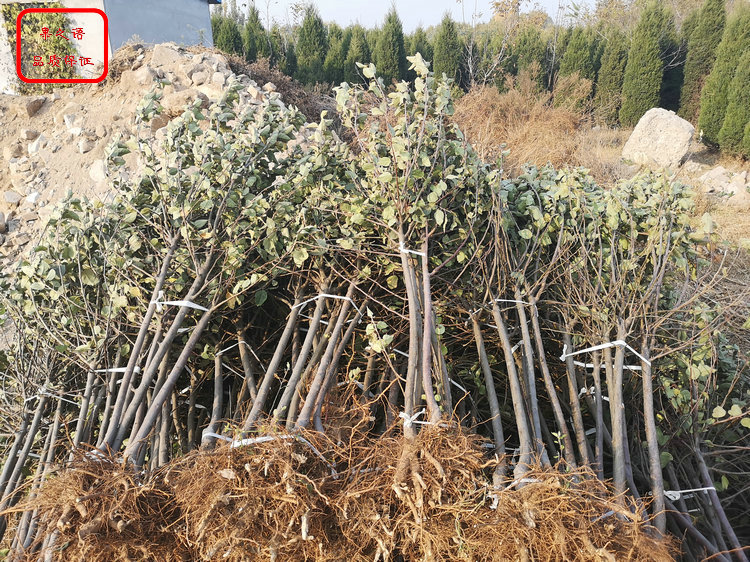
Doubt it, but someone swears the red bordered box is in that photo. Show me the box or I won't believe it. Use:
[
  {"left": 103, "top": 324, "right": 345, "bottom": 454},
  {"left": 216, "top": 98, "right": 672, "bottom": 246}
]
[{"left": 16, "top": 8, "right": 108, "bottom": 83}]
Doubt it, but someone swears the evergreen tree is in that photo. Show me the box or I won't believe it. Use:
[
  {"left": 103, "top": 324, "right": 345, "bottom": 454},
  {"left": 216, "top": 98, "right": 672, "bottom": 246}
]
[
  {"left": 433, "top": 14, "right": 462, "bottom": 83},
  {"left": 295, "top": 5, "right": 328, "bottom": 85},
  {"left": 698, "top": 6, "right": 750, "bottom": 145},
  {"left": 654, "top": 5, "right": 680, "bottom": 111},
  {"left": 344, "top": 25, "right": 370, "bottom": 83},
  {"left": 280, "top": 39, "right": 297, "bottom": 77},
  {"left": 408, "top": 27, "right": 433, "bottom": 63},
  {"left": 215, "top": 16, "right": 244, "bottom": 56},
  {"left": 718, "top": 50, "right": 750, "bottom": 156},
  {"left": 324, "top": 24, "right": 347, "bottom": 84},
  {"left": 679, "top": 0, "right": 726, "bottom": 122},
  {"left": 514, "top": 25, "right": 546, "bottom": 76},
  {"left": 558, "top": 27, "right": 595, "bottom": 81},
  {"left": 619, "top": 2, "right": 664, "bottom": 126},
  {"left": 243, "top": 6, "right": 268, "bottom": 63},
  {"left": 594, "top": 30, "right": 628, "bottom": 125},
  {"left": 373, "top": 8, "right": 407, "bottom": 84}
]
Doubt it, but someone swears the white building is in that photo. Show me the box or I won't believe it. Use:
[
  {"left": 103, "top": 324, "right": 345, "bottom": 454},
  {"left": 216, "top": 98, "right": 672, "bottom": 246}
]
[{"left": 0, "top": 0, "right": 217, "bottom": 94}]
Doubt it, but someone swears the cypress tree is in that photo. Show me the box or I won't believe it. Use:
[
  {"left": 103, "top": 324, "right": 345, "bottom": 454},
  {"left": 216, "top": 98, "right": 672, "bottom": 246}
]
[
  {"left": 718, "top": 50, "right": 750, "bottom": 156},
  {"left": 558, "top": 27, "right": 595, "bottom": 81},
  {"left": 619, "top": 2, "right": 664, "bottom": 126},
  {"left": 679, "top": 0, "right": 726, "bottom": 122},
  {"left": 406, "top": 27, "right": 432, "bottom": 82},
  {"left": 280, "top": 40, "right": 297, "bottom": 77},
  {"left": 433, "top": 14, "right": 462, "bottom": 83},
  {"left": 295, "top": 5, "right": 328, "bottom": 85},
  {"left": 654, "top": 6, "right": 681, "bottom": 111},
  {"left": 324, "top": 24, "right": 347, "bottom": 85},
  {"left": 408, "top": 27, "right": 433, "bottom": 62},
  {"left": 215, "top": 16, "right": 244, "bottom": 56},
  {"left": 243, "top": 6, "right": 268, "bottom": 63},
  {"left": 344, "top": 25, "right": 370, "bottom": 83},
  {"left": 594, "top": 30, "right": 628, "bottom": 125},
  {"left": 374, "top": 8, "right": 407, "bottom": 84},
  {"left": 513, "top": 25, "right": 547, "bottom": 89},
  {"left": 698, "top": 6, "right": 750, "bottom": 145}
]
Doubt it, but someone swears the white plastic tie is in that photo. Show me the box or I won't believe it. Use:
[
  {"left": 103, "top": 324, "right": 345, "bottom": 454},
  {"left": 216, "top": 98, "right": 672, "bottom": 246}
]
[
  {"left": 494, "top": 298, "right": 530, "bottom": 306},
  {"left": 291, "top": 293, "right": 362, "bottom": 320},
  {"left": 393, "top": 348, "right": 409, "bottom": 359},
  {"left": 578, "top": 386, "right": 609, "bottom": 402},
  {"left": 201, "top": 431, "right": 232, "bottom": 443},
  {"left": 560, "top": 340, "right": 651, "bottom": 367},
  {"left": 572, "top": 360, "right": 641, "bottom": 371},
  {"left": 94, "top": 366, "right": 141, "bottom": 374},
  {"left": 151, "top": 291, "right": 209, "bottom": 313},
  {"left": 398, "top": 242, "right": 426, "bottom": 258},
  {"left": 399, "top": 408, "right": 427, "bottom": 429},
  {"left": 664, "top": 486, "right": 715, "bottom": 501}
]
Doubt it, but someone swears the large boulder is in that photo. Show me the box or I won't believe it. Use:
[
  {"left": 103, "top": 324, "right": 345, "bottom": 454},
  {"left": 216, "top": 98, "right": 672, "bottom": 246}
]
[{"left": 622, "top": 108, "right": 694, "bottom": 170}]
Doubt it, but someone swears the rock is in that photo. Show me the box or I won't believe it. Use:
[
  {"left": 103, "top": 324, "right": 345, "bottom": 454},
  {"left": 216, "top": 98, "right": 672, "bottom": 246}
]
[
  {"left": 149, "top": 113, "right": 170, "bottom": 132},
  {"left": 8, "top": 157, "right": 31, "bottom": 175},
  {"left": 622, "top": 108, "right": 694, "bottom": 170},
  {"left": 3, "top": 143, "right": 24, "bottom": 161},
  {"left": 263, "top": 82, "right": 276, "bottom": 92},
  {"left": 95, "top": 124, "right": 107, "bottom": 138},
  {"left": 246, "top": 83, "right": 263, "bottom": 102},
  {"left": 151, "top": 44, "right": 183, "bottom": 67},
  {"left": 89, "top": 159, "right": 107, "bottom": 183},
  {"left": 4, "top": 191, "right": 23, "bottom": 205},
  {"left": 0, "top": 212, "right": 6, "bottom": 234},
  {"left": 211, "top": 71, "right": 226, "bottom": 88},
  {"left": 162, "top": 88, "right": 209, "bottom": 117},
  {"left": 191, "top": 70, "right": 208, "bottom": 86},
  {"left": 20, "top": 129, "right": 39, "bottom": 140},
  {"left": 28, "top": 134, "right": 47, "bottom": 155},
  {"left": 725, "top": 175, "right": 750, "bottom": 206},
  {"left": 0, "top": 234, "right": 4, "bottom": 247},
  {"left": 133, "top": 65, "right": 157, "bottom": 86},
  {"left": 19, "top": 211, "right": 38, "bottom": 222},
  {"left": 25, "top": 192, "right": 40, "bottom": 205},
  {"left": 20, "top": 96, "right": 46, "bottom": 117},
  {"left": 698, "top": 166, "right": 731, "bottom": 193},
  {"left": 63, "top": 113, "right": 78, "bottom": 130},
  {"left": 78, "top": 138, "right": 96, "bottom": 154}
]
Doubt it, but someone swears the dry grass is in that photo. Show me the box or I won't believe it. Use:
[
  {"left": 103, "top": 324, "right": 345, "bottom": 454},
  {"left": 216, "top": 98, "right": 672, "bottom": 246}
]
[
  {"left": 12, "top": 426, "right": 674, "bottom": 561},
  {"left": 453, "top": 67, "right": 632, "bottom": 184}
]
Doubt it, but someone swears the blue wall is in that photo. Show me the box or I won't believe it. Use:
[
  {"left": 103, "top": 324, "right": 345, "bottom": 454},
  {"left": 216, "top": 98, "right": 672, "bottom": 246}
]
[{"left": 103, "top": 0, "right": 213, "bottom": 49}]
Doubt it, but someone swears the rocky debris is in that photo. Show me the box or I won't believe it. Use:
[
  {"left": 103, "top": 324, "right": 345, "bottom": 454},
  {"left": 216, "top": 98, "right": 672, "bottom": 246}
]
[
  {"left": 25, "top": 192, "right": 41, "bottom": 205},
  {"left": 89, "top": 160, "right": 107, "bottom": 183},
  {"left": 0, "top": 212, "right": 5, "bottom": 234},
  {"left": 162, "top": 88, "right": 209, "bottom": 117},
  {"left": 19, "top": 96, "right": 46, "bottom": 118},
  {"left": 3, "top": 143, "right": 24, "bottom": 161},
  {"left": 4, "top": 191, "right": 23, "bottom": 206},
  {"left": 698, "top": 166, "right": 750, "bottom": 205},
  {"left": 28, "top": 134, "right": 47, "bottom": 155},
  {"left": 78, "top": 138, "right": 96, "bottom": 154},
  {"left": 622, "top": 108, "right": 694, "bottom": 170},
  {"left": 20, "top": 129, "right": 39, "bottom": 141}
]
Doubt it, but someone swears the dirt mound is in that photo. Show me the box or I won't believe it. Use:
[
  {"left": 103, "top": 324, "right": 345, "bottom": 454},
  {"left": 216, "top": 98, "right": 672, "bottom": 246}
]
[
  {"left": 0, "top": 41, "right": 326, "bottom": 272},
  {"left": 16, "top": 427, "right": 672, "bottom": 561}
]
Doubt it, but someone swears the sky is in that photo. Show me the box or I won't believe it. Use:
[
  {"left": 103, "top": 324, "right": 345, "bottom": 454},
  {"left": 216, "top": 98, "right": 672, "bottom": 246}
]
[{"left": 237, "top": 0, "right": 577, "bottom": 33}]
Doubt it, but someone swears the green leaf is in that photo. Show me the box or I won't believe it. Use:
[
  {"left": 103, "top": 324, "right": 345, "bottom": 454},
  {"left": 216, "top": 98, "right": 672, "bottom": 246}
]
[
  {"left": 387, "top": 275, "right": 398, "bottom": 289},
  {"left": 728, "top": 404, "right": 742, "bottom": 417},
  {"left": 255, "top": 290, "right": 268, "bottom": 307},
  {"left": 80, "top": 267, "right": 98, "bottom": 286},
  {"left": 292, "top": 247, "right": 309, "bottom": 267},
  {"left": 434, "top": 209, "right": 445, "bottom": 226},
  {"left": 712, "top": 406, "right": 726, "bottom": 419},
  {"left": 660, "top": 451, "right": 673, "bottom": 468},
  {"left": 519, "top": 229, "right": 533, "bottom": 240},
  {"left": 740, "top": 417, "right": 750, "bottom": 429}
]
